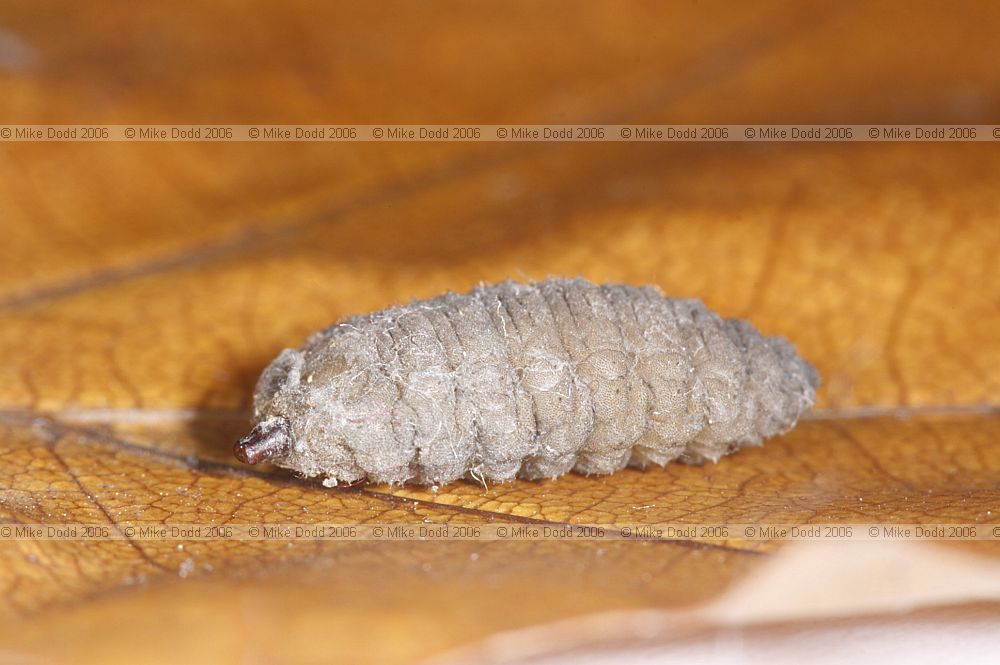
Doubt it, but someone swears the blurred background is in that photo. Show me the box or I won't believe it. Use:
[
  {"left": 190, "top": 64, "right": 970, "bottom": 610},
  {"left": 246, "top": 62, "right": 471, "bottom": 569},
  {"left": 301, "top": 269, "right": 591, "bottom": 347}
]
[{"left": 0, "top": 1, "right": 998, "bottom": 663}]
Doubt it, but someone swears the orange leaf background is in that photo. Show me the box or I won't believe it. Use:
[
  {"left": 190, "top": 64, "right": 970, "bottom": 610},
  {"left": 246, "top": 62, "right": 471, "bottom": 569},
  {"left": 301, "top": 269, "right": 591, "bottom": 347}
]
[{"left": 1, "top": 1, "right": 998, "bottom": 663}]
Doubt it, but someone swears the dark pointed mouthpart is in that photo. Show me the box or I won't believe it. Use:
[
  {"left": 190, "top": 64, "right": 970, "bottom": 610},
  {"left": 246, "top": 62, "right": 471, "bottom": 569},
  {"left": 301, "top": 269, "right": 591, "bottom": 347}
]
[{"left": 234, "top": 418, "right": 292, "bottom": 465}]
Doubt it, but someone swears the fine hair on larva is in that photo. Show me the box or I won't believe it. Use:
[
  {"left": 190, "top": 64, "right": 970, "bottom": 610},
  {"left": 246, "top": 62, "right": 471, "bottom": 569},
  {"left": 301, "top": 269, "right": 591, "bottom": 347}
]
[{"left": 235, "top": 277, "right": 819, "bottom": 486}]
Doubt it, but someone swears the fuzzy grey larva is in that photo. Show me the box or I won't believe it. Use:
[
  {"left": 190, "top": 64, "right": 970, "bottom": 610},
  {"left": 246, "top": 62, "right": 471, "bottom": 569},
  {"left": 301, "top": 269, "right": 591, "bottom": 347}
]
[{"left": 235, "top": 278, "right": 819, "bottom": 486}]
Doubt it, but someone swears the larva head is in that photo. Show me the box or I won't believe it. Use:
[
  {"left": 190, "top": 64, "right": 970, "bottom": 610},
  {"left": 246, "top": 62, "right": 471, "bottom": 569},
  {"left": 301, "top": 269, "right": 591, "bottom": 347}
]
[
  {"left": 236, "top": 329, "right": 402, "bottom": 482},
  {"left": 234, "top": 347, "right": 305, "bottom": 465},
  {"left": 234, "top": 416, "right": 292, "bottom": 465}
]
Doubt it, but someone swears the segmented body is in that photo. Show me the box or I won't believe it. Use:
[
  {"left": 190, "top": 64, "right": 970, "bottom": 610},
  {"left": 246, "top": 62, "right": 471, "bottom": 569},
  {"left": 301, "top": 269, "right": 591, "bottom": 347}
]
[{"left": 238, "top": 278, "right": 818, "bottom": 486}]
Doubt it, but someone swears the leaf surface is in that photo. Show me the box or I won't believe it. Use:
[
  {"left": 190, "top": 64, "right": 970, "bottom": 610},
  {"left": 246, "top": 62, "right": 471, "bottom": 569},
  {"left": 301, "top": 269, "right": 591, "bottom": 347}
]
[{"left": 1, "top": 1, "right": 998, "bottom": 663}]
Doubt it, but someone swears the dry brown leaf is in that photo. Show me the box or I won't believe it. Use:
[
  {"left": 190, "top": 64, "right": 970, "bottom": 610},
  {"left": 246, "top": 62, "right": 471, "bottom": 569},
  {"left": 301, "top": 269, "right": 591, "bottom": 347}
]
[{"left": 1, "top": 1, "right": 999, "bottom": 664}]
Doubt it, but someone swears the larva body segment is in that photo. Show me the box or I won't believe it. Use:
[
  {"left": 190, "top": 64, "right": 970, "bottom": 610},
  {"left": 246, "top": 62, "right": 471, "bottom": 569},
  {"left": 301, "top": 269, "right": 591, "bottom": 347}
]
[{"left": 236, "top": 278, "right": 819, "bottom": 486}]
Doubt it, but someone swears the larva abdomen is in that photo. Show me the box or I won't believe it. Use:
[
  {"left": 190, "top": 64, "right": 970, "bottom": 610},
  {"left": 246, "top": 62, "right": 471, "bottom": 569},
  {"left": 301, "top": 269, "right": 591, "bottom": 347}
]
[{"left": 235, "top": 278, "right": 819, "bottom": 486}]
